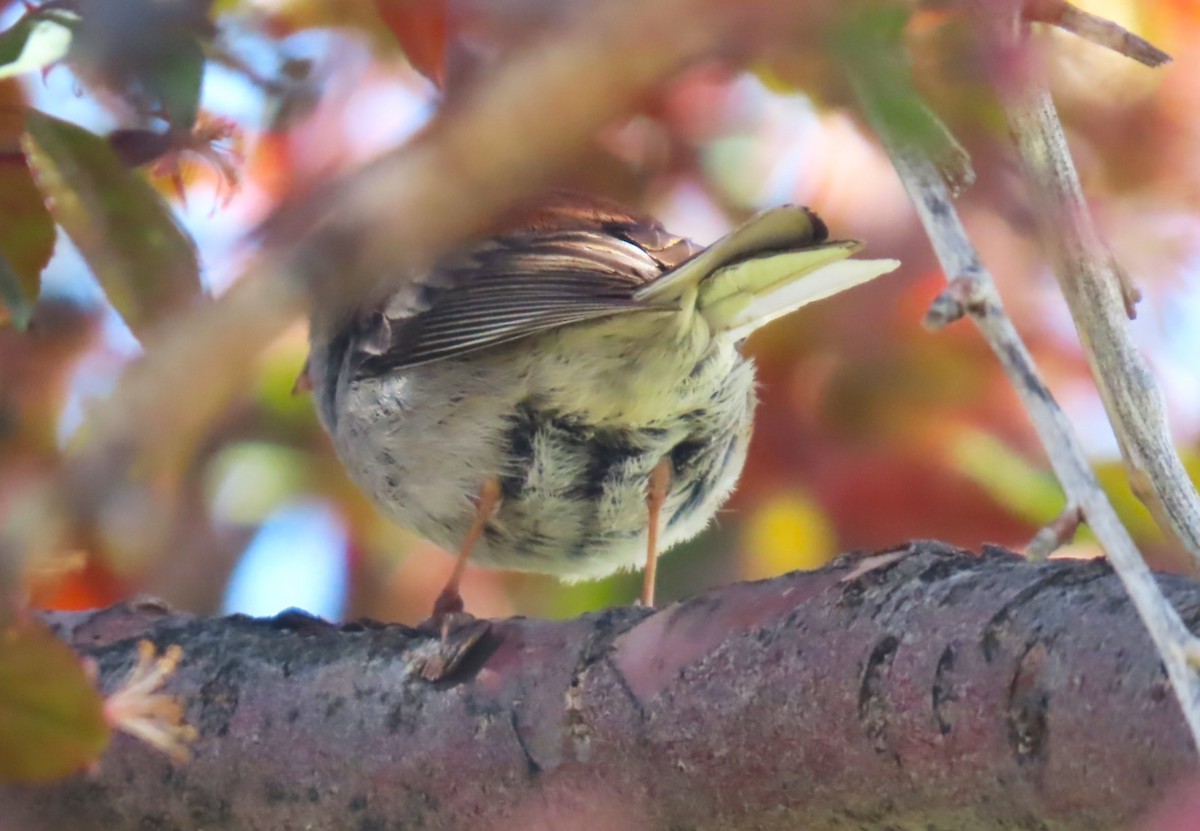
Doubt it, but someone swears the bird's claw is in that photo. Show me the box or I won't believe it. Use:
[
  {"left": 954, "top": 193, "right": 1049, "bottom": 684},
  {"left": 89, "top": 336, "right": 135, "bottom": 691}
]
[{"left": 408, "top": 611, "right": 491, "bottom": 682}]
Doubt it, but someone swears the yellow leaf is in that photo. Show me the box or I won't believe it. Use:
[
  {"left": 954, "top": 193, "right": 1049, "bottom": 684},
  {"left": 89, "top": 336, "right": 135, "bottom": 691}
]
[
  {"left": 740, "top": 492, "right": 837, "bottom": 579},
  {"left": 0, "top": 624, "right": 109, "bottom": 781}
]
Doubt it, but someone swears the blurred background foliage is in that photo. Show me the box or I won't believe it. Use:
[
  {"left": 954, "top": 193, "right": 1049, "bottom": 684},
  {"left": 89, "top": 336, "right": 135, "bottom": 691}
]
[{"left": 1, "top": 0, "right": 1198, "bottom": 636}]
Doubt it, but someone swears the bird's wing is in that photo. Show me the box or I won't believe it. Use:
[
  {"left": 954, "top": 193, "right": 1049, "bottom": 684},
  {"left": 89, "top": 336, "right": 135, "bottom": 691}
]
[{"left": 348, "top": 228, "right": 682, "bottom": 373}]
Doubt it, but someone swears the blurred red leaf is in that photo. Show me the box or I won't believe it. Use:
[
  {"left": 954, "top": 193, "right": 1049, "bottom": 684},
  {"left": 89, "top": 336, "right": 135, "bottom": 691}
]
[
  {"left": 32, "top": 555, "right": 128, "bottom": 612},
  {"left": 374, "top": 0, "right": 448, "bottom": 88},
  {"left": 110, "top": 117, "right": 243, "bottom": 209}
]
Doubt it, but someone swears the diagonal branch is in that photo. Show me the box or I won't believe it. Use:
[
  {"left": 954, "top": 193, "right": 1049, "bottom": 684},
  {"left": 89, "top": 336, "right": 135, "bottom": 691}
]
[
  {"left": 848, "top": 41, "right": 1200, "bottom": 748},
  {"left": 970, "top": 6, "right": 1200, "bottom": 568},
  {"left": 1022, "top": 0, "right": 1172, "bottom": 67}
]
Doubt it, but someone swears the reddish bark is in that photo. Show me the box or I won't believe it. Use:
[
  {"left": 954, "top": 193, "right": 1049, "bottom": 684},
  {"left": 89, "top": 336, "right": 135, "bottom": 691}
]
[{"left": 2, "top": 541, "right": 1196, "bottom": 830}]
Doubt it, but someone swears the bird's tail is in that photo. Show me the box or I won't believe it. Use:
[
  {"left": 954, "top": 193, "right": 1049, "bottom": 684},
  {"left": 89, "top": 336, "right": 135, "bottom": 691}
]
[{"left": 634, "top": 206, "right": 900, "bottom": 340}]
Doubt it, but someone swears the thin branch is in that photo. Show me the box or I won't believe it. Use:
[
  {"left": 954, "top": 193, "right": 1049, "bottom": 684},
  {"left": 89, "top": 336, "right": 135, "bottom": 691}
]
[
  {"left": 1022, "top": 0, "right": 1172, "bottom": 67},
  {"left": 976, "top": 14, "right": 1200, "bottom": 569},
  {"left": 1025, "top": 502, "right": 1082, "bottom": 561},
  {"left": 850, "top": 69, "right": 1200, "bottom": 750},
  {"left": 3, "top": 544, "right": 1196, "bottom": 831}
]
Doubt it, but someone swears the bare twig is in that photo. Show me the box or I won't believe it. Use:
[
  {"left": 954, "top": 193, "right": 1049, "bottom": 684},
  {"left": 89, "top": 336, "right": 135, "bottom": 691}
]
[
  {"left": 974, "top": 13, "right": 1200, "bottom": 569},
  {"left": 1025, "top": 502, "right": 1083, "bottom": 561},
  {"left": 1022, "top": 0, "right": 1172, "bottom": 67},
  {"left": 851, "top": 66, "right": 1200, "bottom": 748}
]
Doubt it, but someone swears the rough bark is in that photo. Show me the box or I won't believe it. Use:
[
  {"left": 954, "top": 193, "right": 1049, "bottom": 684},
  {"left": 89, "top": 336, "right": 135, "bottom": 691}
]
[{"left": 3, "top": 541, "right": 1198, "bottom": 830}]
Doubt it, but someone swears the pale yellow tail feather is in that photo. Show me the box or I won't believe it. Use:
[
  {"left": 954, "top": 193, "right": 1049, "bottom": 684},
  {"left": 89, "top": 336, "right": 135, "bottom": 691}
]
[
  {"left": 699, "top": 240, "right": 861, "bottom": 309},
  {"left": 634, "top": 206, "right": 827, "bottom": 304},
  {"left": 702, "top": 251, "right": 901, "bottom": 341}
]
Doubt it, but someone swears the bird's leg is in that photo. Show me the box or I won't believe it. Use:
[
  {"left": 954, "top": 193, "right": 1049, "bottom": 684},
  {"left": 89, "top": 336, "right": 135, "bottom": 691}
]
[
  {"left": 410, "top": 478, "right": 501, "bottom": 682},
  {"left": 640, "top": 459, "right": 672, "bottom": 608},
  {"left": 431, "top": 477, "right": 502, "bottom": 621}
]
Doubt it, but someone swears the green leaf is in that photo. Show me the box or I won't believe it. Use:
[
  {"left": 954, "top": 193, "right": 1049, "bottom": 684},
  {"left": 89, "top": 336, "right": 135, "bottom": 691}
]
[
  {"left": 836, "top": 3, "right": 975, "bottom": 194},
  {"left": 0, "top": 624, "right": 110, "bottom": 781},
  {"left": 951, "top": 430, "right": 1065, "bottom": 525},
  {"left": 206, "top": 441, "right": 311, "bottom": 524},
  {"left": 0, "top": 10, "right": 76, "bottom": 81},
  {"left": 146, "top": 38, "right": 205, "bottom": 131},
  {"left": 0, "top": 253, "right": 33, "bottom": 330},
  {"left": 0, "top": 153, "right": 55, "bottom": 329},
  {"left": 22, "top": 110, "right": 203, "bottom": 339},
  {"left": 63, "top": 0, "right": 209, "bottom": 130},
  {"left": 1095, "top": 461, "right": 1166, "bottom": 543}
]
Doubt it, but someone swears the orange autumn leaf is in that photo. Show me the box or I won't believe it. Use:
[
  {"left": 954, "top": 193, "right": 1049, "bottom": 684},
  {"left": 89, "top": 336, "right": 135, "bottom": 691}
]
[{"left": 33, "top": 557, "right": 128, "bottom": 611}]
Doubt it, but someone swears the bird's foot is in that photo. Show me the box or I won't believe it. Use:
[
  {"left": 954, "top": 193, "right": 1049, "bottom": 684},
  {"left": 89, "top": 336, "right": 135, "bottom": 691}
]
[{"left": 409, "top": 594, "right": 491, "bottom": 682}]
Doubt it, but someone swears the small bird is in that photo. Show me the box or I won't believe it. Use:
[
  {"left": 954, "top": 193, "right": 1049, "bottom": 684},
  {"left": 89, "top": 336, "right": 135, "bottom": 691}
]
[{"left": 302, "top": 191, "right": 898, "bottom": 617}]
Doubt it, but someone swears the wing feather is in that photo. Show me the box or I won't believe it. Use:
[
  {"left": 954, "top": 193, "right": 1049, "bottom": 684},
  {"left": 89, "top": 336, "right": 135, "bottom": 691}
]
[{"left": 352, "top": 230, "right": 671, "bottom": 373}]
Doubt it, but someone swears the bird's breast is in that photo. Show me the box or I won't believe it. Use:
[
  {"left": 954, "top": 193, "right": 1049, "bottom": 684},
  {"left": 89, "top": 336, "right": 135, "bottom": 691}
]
[
  {"left": 330, "top": 321, "right": 758, "bottom": 581},
  {"left": 487, "top": 357, "right": 755, "bottom": 578}
]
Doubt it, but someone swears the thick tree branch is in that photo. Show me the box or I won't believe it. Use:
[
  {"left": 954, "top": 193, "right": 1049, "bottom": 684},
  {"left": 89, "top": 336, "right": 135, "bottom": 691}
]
[{"left": 1, "top": 543, "right": 1196, "bottom": 830}]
